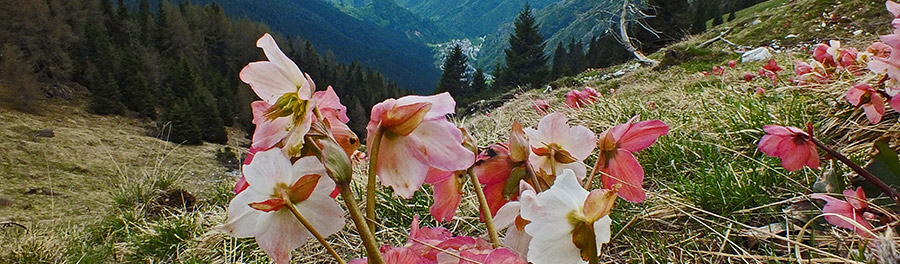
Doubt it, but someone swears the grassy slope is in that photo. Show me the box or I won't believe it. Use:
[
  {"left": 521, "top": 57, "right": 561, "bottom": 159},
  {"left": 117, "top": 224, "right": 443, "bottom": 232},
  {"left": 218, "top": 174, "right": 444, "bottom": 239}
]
[
  {"left": 2, "top": 0, "right": 898, "bottom": 262},
  {"left": 463, "top": 0, "right": 897, "bottom": 262}
]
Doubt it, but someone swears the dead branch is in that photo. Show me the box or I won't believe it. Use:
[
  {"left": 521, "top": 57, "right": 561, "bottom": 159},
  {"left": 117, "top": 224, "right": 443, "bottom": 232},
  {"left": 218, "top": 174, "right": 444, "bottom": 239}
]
[
  {"left": 697, "top": 27, "right": 736, "bottom": 48},
  {"left": 619, "top": 0, "right": 659, "bottom": 67},
  {"left": 0, "top": 221, "right": 27, "bottom": 232}
]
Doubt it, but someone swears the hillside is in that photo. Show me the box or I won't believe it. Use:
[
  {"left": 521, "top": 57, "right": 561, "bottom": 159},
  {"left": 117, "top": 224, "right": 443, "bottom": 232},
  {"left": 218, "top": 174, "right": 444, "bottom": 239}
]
[
  {"left": 172, "top": 0, "right": 441, "bottom": 93},
  {"left": 3, "top": 0, "right": 900, "bottom": 263}
]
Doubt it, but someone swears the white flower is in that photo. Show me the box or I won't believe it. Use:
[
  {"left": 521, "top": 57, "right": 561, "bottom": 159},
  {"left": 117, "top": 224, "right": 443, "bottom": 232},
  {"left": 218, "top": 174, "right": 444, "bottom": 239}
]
[
  {"left": 217, "top": 148, "right": 345, "bottom": 264},
  {"left": 520, "top": 169, "right": 613, "bottom": 264}
]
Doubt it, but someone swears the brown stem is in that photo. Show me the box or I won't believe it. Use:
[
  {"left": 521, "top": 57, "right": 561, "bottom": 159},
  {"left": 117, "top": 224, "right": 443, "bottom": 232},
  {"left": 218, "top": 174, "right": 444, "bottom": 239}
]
[
  {"left": 467, "top": 169, "right": 501, "bottom": 248},
  {"left": 583, "top": 223, "right": 600, "bottom": 264},
  {"left": 585, "top": 157, "right": 603, "bottom": 190},
  {"left": 810, "top": 137, "right": 900, "bottom": 205},
  {"left": 523, "top": 161, "right": 545, "bottom": 192},
  {"left": 366, "top": 127, "right": 384, "bottom": 233},
  {"left": 336, "top": 182, "right": 385, "bottom": 264},
  {"left": 285, "top": 203, "right": 346, "bottom": 264}
]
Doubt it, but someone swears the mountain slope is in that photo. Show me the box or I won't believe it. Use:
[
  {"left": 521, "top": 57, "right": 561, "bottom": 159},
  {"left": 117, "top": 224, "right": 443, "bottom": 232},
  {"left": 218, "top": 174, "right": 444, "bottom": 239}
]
[
  {"left": 396, "top": 0, "right": 563, "bottom": 38},
  {"left": 343, "top": 0, "right": 452, "bottom": 43},
  {"left": 186, "top": 0, "right": 440, "bottom": 93}
]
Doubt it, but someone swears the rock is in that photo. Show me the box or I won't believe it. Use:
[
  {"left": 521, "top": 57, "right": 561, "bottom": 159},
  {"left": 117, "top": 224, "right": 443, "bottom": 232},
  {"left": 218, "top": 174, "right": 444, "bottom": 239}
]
[
  {"left": 741, "top": 47, "right": 773, "bottom": 63},
  {"left": 33, "top": 129, "right": 54, "bottom": 138},
  {"left": 784, "top": 34, "right": 798, "bottom": 39},
  {"left": 853, "top": 30, "right": 863, "bottom": 35}
]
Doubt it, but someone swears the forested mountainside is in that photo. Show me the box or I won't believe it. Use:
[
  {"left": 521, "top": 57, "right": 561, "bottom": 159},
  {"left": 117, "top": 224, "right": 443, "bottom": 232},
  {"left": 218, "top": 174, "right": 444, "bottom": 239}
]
[{"left": 142, "top": 0, "right": 441, "bottom": 93}]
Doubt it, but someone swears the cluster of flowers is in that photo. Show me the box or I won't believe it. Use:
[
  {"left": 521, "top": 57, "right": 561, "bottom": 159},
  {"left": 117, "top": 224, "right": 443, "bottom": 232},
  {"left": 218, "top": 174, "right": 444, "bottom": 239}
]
[
  {"left": 755, "top": 1, "right": 900, "bottom": 243},
  {"left": 565, "top": 87, "right": 602, "bottom": 109},
  {"left": 216, "top": 33, "right": 671, "bottom": 264},
  {"left": 702, "top": 60, "right": 734, "bottom": 76}
]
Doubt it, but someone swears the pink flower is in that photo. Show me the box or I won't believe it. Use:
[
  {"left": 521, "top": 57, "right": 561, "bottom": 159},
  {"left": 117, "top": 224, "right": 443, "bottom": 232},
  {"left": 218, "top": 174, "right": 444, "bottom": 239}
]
[
  {"left": 565, "top": 90, "right": 585, "bottom": 109},
  {"left": 424, "top": 168, "right": 464, "bottom": 222},
  {"left": 532, "top": 99, "right": 550, "bottom": 115},
  {"left": 744, "top": 73, "right": 755, "bottom": 82},
  {"left": 313, "top": 86, "right": 359, "bottom": 157},
  {"left": 217, "top": 148, "right": 345, "bottom": 264},
  {"left": 868, "top": 42, "right": 892, "bottom": 58},
  {"left": 519, "top": 170, "right": 616, "bottom": 264},
  {"left": 846, "top": 83, "right": 886, "bottom": 124},
  {"left": 757, "top": 125, "right": 819, "bottom": 171},
  {"left": 492, "top": 181, "right": 536, "bottom": 258},
  {"left": 367, "top": 93, "right": 475, "bottom": 198},
  {"left": 581, "top": 87, "right": 601, "bottom": 101},
  {"left": 474, "top": 143, "right": 518, "bottom": 217},
  {"left": 728, "top": 60, "right": 736, "bottom": 68},
  {"left": 712, "top": 65, "right": 725, "bottom": 76},
  {"left": 595, "top": 116, "right": 669, "bottom": 203},
  {"left": 755, "top": 87, "right": 766, "bottom": 95},
  {"left": 242, "top": 34, "right": 316, "bottom": 155},
  {"left": 234, "top": 147, "right": 264, "bottom": 194},
  {"left": 814, "top": 42, "right": 837, "bottom": 67},
  {"left": 810, "top": 187, "right": 875, "bottom": 238},
  {"left": 764, "top": 58, "right": 783, "bottom": 73},
  {"left": 524, "top": 113, "right": 596, "bottom": 179}
]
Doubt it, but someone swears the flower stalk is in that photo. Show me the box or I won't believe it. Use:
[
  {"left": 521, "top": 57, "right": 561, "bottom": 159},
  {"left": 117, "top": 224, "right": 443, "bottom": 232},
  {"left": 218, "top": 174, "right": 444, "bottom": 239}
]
[
  {"left": 809, "top": 137, "right": 900, "bottom": 206},
  {"left": 285, "top": 202, "right": 346, "bottom": 264},
  {"left": 366, "top": 127, "right": 385, "bottom": 233},
  {"left": 337, "top": 182, "right": 385, "bottom": 264},
  {"left": 466, "top": 169, "right": 501, "bottom": 248}
]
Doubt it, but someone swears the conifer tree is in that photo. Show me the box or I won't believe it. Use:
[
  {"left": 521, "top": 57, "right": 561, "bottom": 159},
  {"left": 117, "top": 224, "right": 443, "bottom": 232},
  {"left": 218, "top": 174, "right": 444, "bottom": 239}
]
[
  {"left": 90, "top": 71, "right": 125, "bottom": 115},
  {"left": 436, "top": 45, "right": 468, "bottom": 98},
  {"left": 551, "top": 42, "right": 567, "bottom": 79},
  {"left": 162, "top": 98, "right": 202, "bottom": 145},
  {"left": 0, "top": 44, "right": 42, "bottom": 113},
  {"left": 568, "top": 39, "right": 585, "bottom": 75},
  {"left": 498, "top": 3, "right": 549, "bottom": 90},
  {"left": 471, "top": 68, "right": 487, "bottom": 93}
]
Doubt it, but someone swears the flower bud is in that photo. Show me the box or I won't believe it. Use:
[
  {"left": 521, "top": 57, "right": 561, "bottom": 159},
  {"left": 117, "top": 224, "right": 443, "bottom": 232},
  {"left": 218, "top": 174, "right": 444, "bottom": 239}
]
[{"left": 509, "top": 122, "right": 529, "bottom": 163}]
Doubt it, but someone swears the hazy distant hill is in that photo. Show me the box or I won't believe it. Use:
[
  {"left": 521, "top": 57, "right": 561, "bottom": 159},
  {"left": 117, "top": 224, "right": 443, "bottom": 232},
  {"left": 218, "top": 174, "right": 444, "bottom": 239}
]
[
  {"left": 395, "top": 0, "right": 562, "bottom": 38},
  {"left": 334, "top": 0, "right": 453, "bottom": 43},
  {"left": 173, "top": 0, "right": 441, "bottom": 94}
]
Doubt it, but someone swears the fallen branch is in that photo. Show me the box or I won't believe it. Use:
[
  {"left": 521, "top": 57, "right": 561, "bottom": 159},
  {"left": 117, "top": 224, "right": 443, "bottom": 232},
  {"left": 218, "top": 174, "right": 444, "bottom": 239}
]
[
  {"left": 0, "top": 221, "right": 27, "bottom": 232},
  {"left": 697, "top": 27, "right": 735, "bottom": 48}
]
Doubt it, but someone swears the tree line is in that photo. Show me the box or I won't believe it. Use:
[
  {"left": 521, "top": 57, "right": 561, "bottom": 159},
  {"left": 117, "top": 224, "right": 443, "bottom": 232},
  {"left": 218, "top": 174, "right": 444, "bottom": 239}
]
[
  {"left": 435, "top": 0, "right": 767, "bottom": 106},
  {"left": 0, "top": 0, "right": 408, "bottom": 144}
]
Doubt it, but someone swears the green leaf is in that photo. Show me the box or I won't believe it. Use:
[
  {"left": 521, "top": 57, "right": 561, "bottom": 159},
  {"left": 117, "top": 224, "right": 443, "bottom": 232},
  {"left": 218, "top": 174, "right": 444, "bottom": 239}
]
[
  {"left": 860, "top": 141, "right": 900, "bottom": 200},
  {"left": 812, "top": 160, "right": 844, "bottom": 194}
]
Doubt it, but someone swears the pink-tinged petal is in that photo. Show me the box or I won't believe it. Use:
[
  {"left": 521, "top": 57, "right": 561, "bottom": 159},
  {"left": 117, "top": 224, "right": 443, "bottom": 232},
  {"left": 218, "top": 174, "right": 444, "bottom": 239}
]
[
  {"left": 846, "top": 84, "right": 867, "bottom": 106},
  {"left": 888, "top": 0, "right": 900, "bottom": 18},
  {"left": 616, "top": 119, "right": 669, "bottom": 152},
  {"left": 493, "top": 201, "right": 521, "bottom": 230},
  {"left": 395, "top": 92, "right": 456, "bottom": 120},
  {"left": 292, "top": 176, "right": 345, "bottom": 240},
  {"left": 483, "top": 248, "right": 527, "bottom": 264},
  {"left": 608, "top": 116, "right": 638, "bottom": 141},
  {"left": 554, "top": 161, "right": 588, "bottom": 181},
  {"left": 762, "top": 125, "right": 796, "bottom": 136},
  {"left": 555, "top": 125, "right": 597, "bottom": 161},
  {"left": 243, "top": 148, "right": 294, "bottom": 195},
  {"left": 474, "top": 144, "right": 514, "bottom": 185},
  {"left": 427, "top": 169, "right": 462, "bottom": 222},
  {"left": 250, "top": 101, "right": 291, "bottom": 149},
  {"left": 256, "top": 34, "right": 306, "bottom": 87},
  {"left": 234, "top": 175, "right": 249, "bottom": 194},
  {"left": 565, "top": 91, "right": 582, "bottom": 109},
  {"left": 803, "top": 141, "right": 821, "bottom": 170},
  {"left": 240, "top": 62, "right": 300, "bottom": 103},
  {"left": 532, "top": 112, "right": 570, "bottom": 144},
  {"left": 503, "top": 223, "right": 531, "bottom": 258},
  {"left": 602, "top": 150, "right": 646, "bottom": 203},
  {"left": 483, "top": 183, "right": 512, "bottom": 218},
  {"left": 413, "top": 120, "right": 475, "bottom": 172},
  {"left": 382, "top": 246, "right": 427, "bottom": 264},
  {"left": 891, "top": 95, "right": 900, "bottom": 112},
  {"left": 313, "top": 86, "right": 349, "bottom": 123},
  {"left": 367, "top": 99, "right": 398, "bottom": 142},
  {"left": 793, "top": 60, "right": 812, "bottom": 75},
  {"left": 582, "top": 87, "right": 601, "bottom": 100},
  {"left": 881, "top": 34, "right": 900, "bottom": 50},
  {"left": 377, "top": 135, "right": 430, "bottom": 198},
  {"left": 758, "top": 134, "right": 789, "bottom": 157},
  {"left": 811, "top": 193, "right": 874, "bottom": 237},
  {"left": 777, "top": 140, "right": 815, "bottom": 171},
  {"left": 843, "top": 187, "right": 868, "bottom": 210},
  {"left": 254, "top": 209, "right": 310, "bottom": 264},
  {"left": 216, "top": 188, "right": 271, "bottom": 237},
  {"left": 289, "top": 156, "right": 329, "bottom": 189},
  {"left": 533, "top": 99, "right": 550, "bottom": 115},
  {"left": 764, "top": 58, "right": 783, "bottom": 73},
  {"left": 863, "top": 101, "right": 885, "bottom": 124}
]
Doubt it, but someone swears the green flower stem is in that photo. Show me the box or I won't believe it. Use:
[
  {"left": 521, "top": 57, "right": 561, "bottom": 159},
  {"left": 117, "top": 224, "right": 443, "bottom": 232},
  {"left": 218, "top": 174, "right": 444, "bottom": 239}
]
[
  {"left": 524, "top": 161, "right": 544, "bottom": 192},
  {"left": 549, "top": 149, "right": 557, "bottom": 177},
  {"left": 809, "top": 137, "right": 900, "bottom": 205},
  {"left": 285, "top": 203, "right": 346, "bottom": 264},
  {"left": 366, "top": 127, "right": 385, "bottom": 234},
  {"left": 466, "top": 169, "right": 501, "bottom": 248},
  {"left": 337, "top": 182, "right": 385, "bottom": 264}
]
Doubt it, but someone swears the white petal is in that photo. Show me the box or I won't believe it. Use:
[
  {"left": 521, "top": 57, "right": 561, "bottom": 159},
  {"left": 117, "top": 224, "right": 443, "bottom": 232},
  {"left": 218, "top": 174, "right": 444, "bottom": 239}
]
[
  {"left": 216, "top": 189, "right": 271, "bottom": 237},
  {"left": 294, "top": 177, "right": 345, "bottom": 239},
  {"left": 256, "top": 34, "right": 307, "bottom": 90},
  {"left": 557, "top": 125, "right": 596, "bottom": 160},
  {"left": 240, "top": 62, "right": 299, "bottom": 103},
  {"left": 255, "top": 209, "right": 309, "bottom": 264},
  {"left": 244, "top": 148, "right": 293, "bottom": 194},
  {"left": 594, "top": 215, "right": 612, "bottom": 245},
  {"left": 494, "top": 201, "right": 521, "bottom": 229},
  {"left": 377, "top": 135, "right": 430, "bottom": 198},
  {"left": 504, "top": 226, "right": 531, "bottom": 258},
  {"left": 290, "top": 156, "right": 329, "bottom": 186},
  {"left": 526, "top": 231, "right": 585, "bottom": 264}
]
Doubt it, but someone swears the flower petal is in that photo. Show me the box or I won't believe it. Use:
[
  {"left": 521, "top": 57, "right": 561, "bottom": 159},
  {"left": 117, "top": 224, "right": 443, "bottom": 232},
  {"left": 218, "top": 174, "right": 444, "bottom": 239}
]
[
  {"left": 313, "top": 86, "right": 349, "bottom": 123},
  {"left": 376, "top": 135, "right": 430, "bottom": 198},
  {"left": 616, "top": 120, "right": 669, "bottom": 152},
  {"left": 602, "top": 150, "right": 646, "bottom": 203},
  {"left": 256, "top": 34, "right": 307, "bottom": 93},
  {"left": 243, "top": 148, "right": 294, "bottom": 195},
  {"left": 216, "top": 188, "right": 271, "bottom": 237},
  {"left": 428, "top": 169, "right": 462, "bottom": 222},
  {"left": 413, "top": 120, "right": 475, "bottom": 172},
  {"left": 395, "top": 92, "right": 456, "bottom": 120},
  {"left": 250, "top": 101, "right": 291, "bottom": 149}
]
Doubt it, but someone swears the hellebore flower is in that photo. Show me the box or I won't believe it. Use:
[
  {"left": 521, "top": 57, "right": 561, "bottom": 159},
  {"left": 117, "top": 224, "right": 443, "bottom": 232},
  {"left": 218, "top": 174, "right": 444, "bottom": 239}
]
[
  {"left": 241, "top": 34, "right": 316, "bottom": 155},
  {"left": 533, "top": 99, "right": 550, "bottom": 115},
  {"left": 519, "top": 170, "right": 616, "bottom": 264},
  {"left": 595, "top": 116, "right": 669, "bottom": 203},
  {"left": 810, "top": 187, "right": 875, "bottom": 238},
  {"left": 846, "top": 83, "right": 886, "bottom": 124},
  {"left": 524, "top": 112, "right": 596, "bottom": 179},
  {"left": 565, "top": 90, "right": 586, "bottom": 109},
  {"left": 424, "top": 168, "right": 465, "bottom": 222},
  {"left": 814, "top": 41, "right": 838, "bottom": 67},
  {"left": 474, "top": 143, "right": 518, "bottom": 217},
  {"left": 868, "top": 42, "right": 892, "bottom": 58},
  {"left": 234, "top": 147, "right": 265, "bottom": 194},
  {"left": 492, "top": 181, "right": 537, "bottom": 258},
  {"left": 313, "top": 86, "right": 359, "bottom": 157},
  {"left": 757, "top": 125, "right": 819, "bottom": 171},
  {"left": 217, "top": 148, "right": 345, "bottom": 264},
  {"left": 728, "top": 60, "right": 737, "bottom": 68},
  {"left": 366, "top": 93, "right": 475, "bottom": 198}
]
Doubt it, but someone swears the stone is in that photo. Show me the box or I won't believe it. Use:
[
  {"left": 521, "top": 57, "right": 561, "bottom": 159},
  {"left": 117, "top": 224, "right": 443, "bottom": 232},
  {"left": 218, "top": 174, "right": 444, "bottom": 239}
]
[{"left": 741, "top": 47, "right": 773, "bottom": 63}]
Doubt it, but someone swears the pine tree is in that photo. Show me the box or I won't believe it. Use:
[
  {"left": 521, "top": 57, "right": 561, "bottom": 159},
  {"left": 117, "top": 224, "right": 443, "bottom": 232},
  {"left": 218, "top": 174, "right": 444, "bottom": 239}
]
[
  {"left": 436, "top": 45, "right": 468, "bottom": 98},
  {"left": 162, "top": 98, "right": 202, "bottom": 145},
  {"left": 471, "top": 68, "right": 487, "bottom": 92},
  {"left": 0, "top": 44, "right": 42, "bottom": 113},
  {"left": 499, "top": 3, "right": 549, "bottom": 90},
  {"left": 551, "top": 42, "right": 567, "bottom": 79},
  {"left": 568, "top": 39, "right": 585, "bottom": 75},
  {"left": 89, "top": 72, "right": 125, "bottom": 115}
]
